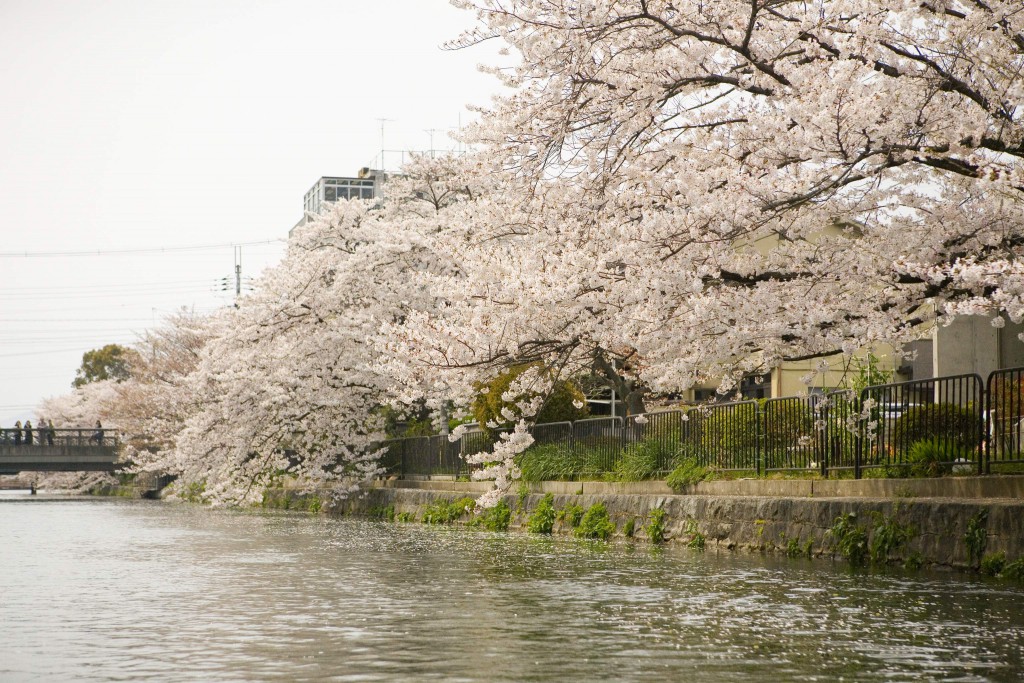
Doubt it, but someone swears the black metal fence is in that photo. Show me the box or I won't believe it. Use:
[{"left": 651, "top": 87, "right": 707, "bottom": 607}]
[
  {"left": 858, "top": 374, "right": 985, "bottom": 476},
  {"left": 987, "top": 367, "right": 1024, "bottom": 469},
  {"left": 378, "top": 367, "right": 1024, "bottom": 480}
]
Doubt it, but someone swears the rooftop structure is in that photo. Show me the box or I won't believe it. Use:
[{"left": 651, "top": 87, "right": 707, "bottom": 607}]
[{"left": 290, "top": 168, "right": 386, "bottom": 237}]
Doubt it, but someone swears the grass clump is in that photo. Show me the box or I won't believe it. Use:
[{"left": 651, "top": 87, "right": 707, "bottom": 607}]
[
  {"left": 575, "top": 503, "right": 616, "bottom": 540},
  {"left": 517, "top": 444, "right": 607, "bottom": 481},
  {"left": 527, "top": 493, "right": 556, "bottom": 534},
  {"left": 666, "top": 457, "right": 711, "bottom": 493},
  {"left": 900, "top": 438, "right": 975, "bottom": 477},
  {"left": 422, "top": 497, "right": 476, "bottom": 525},
  {"left": 614, "top": 439, "right": 673, "bottom": 481}
]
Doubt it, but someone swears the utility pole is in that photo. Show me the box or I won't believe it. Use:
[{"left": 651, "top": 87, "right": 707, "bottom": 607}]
[{"left": 425, "top": 128, "right": 440, "bottom": 158}]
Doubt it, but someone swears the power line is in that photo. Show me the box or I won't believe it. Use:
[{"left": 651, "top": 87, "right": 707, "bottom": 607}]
[
  {"left": 0, "top": 350, "right": 99, "bottom": 360},
  {"left": 0, "top": 238, "right": 285, "bottom": 258},
  {"left": 0, "top": 278, "right": 216, "bottom": 293}
]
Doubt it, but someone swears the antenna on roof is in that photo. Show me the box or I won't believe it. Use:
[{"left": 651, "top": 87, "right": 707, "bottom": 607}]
[{"left": 376, "top": 118, "right": 394, "bottom": 173}]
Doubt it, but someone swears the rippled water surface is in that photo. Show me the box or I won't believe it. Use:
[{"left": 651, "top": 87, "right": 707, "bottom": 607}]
[{"left": 2, "top": 495, "right": 1023, "bottom": 682}]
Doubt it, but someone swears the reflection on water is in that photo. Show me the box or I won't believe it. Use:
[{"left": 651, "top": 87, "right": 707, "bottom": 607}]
[{"left": 1, "top": 494, "right": 1022, "bottom": 682}]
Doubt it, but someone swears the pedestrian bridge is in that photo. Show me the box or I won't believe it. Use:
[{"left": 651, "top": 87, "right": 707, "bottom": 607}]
[{"left": 0, "top": 428, "right": 122, "bottom": 474}]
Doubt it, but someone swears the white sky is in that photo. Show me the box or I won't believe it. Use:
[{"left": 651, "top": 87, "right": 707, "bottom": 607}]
[{"left": 0, "top": 0, "right": 505, "bottom": 426}]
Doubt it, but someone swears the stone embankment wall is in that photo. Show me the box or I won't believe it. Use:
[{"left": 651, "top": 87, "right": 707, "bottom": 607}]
[{"left": 333, "top": 478, "right": 1024, "bottom": 570}]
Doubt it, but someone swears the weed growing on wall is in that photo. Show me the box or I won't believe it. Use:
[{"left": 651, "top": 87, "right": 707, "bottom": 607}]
[
  {"left": 557, "top": 503, "right": 585, "bottom": 528},
  {"left": 829, "top": 513, "right": 869, "bottom": 567},
  {"left": 527, "top": 493, "right": 556, "bottom": 534},
  {"left": 623, "top": 518, "right": 636, "bottom": 538},
  {"left": 684, "top": 519, "right": 706, "bottom": 550},
  {"left": 1002, "top": 559, "right": 1024, "bottom": 582},
  {"left": 981, "top": 552, "right": 1007, "bottom": 576},
  {"left": 645, "top": 508, "right": 667, "bottom": 544},
  {"left": 783, "top": 535, "right": 813, "bottom": 558},
  {"left": 475, "top": 500, "right": 512, "bottom": 532},
  {"left": 575, "top": 503, "right": 616, "bottom": 540},
  {"left": 965, "top": 510, "right": 989, "bottom": 568},
  {"left": 869, "top": 511, "right": 915, "bottom": 565},
  {"left": 422, "top": 497, "right": 476, "bottom": 525}
]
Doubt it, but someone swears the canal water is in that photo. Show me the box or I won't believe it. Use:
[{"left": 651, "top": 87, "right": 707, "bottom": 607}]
[{"left": 1, "top": 495, "right": 1023, "bottom": 682}]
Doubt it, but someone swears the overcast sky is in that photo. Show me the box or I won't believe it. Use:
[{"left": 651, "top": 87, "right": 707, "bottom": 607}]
[{"left": 0, "top": 0, "right": 505, "bottom": 426}]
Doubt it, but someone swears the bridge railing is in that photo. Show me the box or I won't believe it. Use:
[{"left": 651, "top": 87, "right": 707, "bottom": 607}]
[{"left": 0, "top": 427, "right": 118, "bottom": 448}]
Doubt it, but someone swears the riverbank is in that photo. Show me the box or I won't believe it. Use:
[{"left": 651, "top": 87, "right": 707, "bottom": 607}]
[{"left": 318, "top": 476, "right": 1024, "bottom": 572}]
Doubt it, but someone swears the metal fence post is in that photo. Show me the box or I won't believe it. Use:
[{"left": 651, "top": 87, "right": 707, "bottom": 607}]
[{"left": 755, "top": 400, "right": 762, "bottom": 477}]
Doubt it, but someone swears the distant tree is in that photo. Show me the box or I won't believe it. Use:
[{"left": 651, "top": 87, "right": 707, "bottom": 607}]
[
  {"left": 472, "top": 364, "right": 589, "bottom": 439},
  {"left": 72, "top": 344, "right": 137, "bottom": 388}
]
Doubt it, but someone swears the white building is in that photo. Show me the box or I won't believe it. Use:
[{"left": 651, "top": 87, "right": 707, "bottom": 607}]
[{"left": 290, "top": 168, "right": 386, "bottom": 237}]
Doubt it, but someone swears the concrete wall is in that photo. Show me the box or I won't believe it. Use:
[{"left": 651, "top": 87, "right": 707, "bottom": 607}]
[
  {"left": 934, "top": 316, "right": 1001, "bottom": 379},
  {"left": 333, "top": 480, "right": 1024, "bottom": 571}
]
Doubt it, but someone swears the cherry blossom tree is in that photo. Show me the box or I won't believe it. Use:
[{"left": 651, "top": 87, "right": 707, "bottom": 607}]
[
  {"left": 150, "top": 163, "right": 482, "bottom": 506},
  {"left": 380, "top": 0, "right": 1024, "bottom": 498},
  {"left": 424, "top": 0, "right": 1024, "bottom": 388}
]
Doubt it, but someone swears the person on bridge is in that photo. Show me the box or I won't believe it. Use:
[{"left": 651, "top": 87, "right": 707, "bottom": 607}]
[
  {"left": 12, "top": 421, "right": 21, "bottom": 446},
  {"left": 46, "top": 420, "right": 55, "bottom": 446},
  {"left": 90, "top": 420, "right": 104, "bottom": 446},
  {"left": 24, "top": 420, "right": 33, "bottom": 446}
]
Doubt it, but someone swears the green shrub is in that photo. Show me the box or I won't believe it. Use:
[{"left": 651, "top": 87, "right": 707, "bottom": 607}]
[
  {"left": 395, "top": 511, "right": 414, "bottom": 523},
  {"left": 557, "top": 503, "right": 585, "bottom": 528},
  {"left": 527, "top": 493, "right": 556, "bottom": 534},
  {"left": 575, "top": 503, "right": 616, "bottom": 540},
  {"left": 666, "top": 458, "right": 711, "bottom": 492},
  {"left": 645, "top": 508, "right": 667, "bottom": 544},
  {"left": 891, "top": 403, "right": 982, "bottom": 451},
  {"left": 422, "top": 497, "right": 475, "bottom": 525},
  {"left": 476, "top": 500, "right": 512, "bottom": 532}
]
